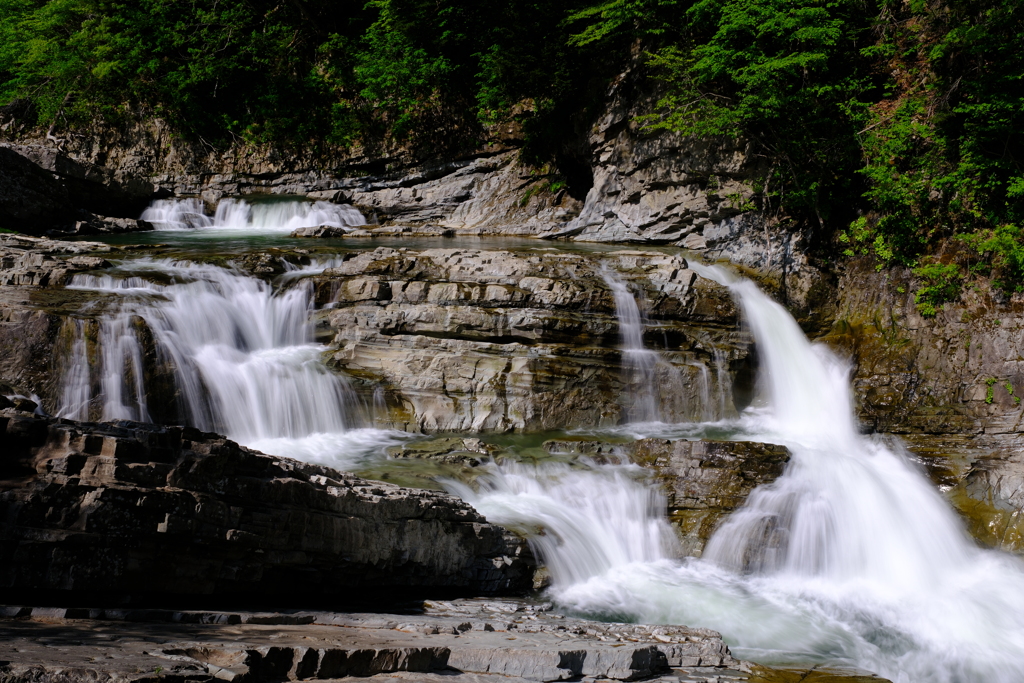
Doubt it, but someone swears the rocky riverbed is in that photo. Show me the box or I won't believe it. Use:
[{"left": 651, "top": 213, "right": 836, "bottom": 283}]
[
  {"left": 3, "top": 119, "right": 1024, "bottom": 681},
  {"left": 0, "top": 599, "right": 887, "bottom": 683}
]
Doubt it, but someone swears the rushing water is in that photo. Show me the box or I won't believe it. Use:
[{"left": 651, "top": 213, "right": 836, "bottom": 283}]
[
  {"left": 140, "top": 197, "right": 366, "bottom": 234},
  {"left": 54, "top": 202, "right": 1024, "bottom": 680},
  {"left": 60, "top": 259, "right": 407, "bottom": 469},
  {"left": 602, "top": 270, "right": 663, "bottom": 423},
  {"left": 458, "top": 263, "right": 1024, "bottom": 683}
]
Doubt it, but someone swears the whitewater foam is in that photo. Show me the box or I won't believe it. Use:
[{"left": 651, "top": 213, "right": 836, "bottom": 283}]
[{"left": 456, "top": 262, "right": 1024, "bottom": 683}]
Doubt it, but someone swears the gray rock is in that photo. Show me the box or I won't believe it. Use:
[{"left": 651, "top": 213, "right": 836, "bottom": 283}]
[
  {"left": 630, "top": 439, "right": 791, "bottom": 556},
  {"left": 0, "top": 147, "right": 78, "bottom": 235},
  {"left": 0, "top": 413, "right": 534, "bottom": 598},
  {"left": 72, "top": 215, "right": 154, "bottom": 235},
  {"left": 3, "top": 144, "right": 156, "bottom": 218},
  {"left": 0, "top": 598, "right": 890, "bottom": 682}
]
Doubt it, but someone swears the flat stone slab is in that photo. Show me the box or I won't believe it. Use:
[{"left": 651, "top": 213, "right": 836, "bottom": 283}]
[{"left": 0, "top": 599, "right": 889, "bottom": 683}]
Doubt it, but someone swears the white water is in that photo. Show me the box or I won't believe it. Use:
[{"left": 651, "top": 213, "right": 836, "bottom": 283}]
[
  {"left": 603, "top": 270, "right": 662, "bottom": 422},
  {"left": 461, "top": 263, "right": 1024, "bottom": 682},
  {"left": 61, "top": 259, "right": 404, "bottom": 469},
  {"left": 140, "top": 197, "right": 366, "bottom": 234}
]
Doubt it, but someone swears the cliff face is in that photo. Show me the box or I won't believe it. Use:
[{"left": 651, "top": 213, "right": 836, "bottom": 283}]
[
  {"left": 819, "top": 259, "right": 1024, "bottom": 553},
  {"left": 320, "top": 247, "right": 746, "bottom": 432}
]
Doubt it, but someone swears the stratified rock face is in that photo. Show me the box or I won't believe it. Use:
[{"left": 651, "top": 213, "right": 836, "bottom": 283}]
[
  {"left": 320, "top": 247, "right": 747, "bottom": 432},
  {"left": 0, "top": 235, "right": 116, "bottom": 402},
  {"left": 824, "top": 259, "right": 1024, "bottom": 554},
  {"left": 0, "top": 147, "right": 78, "bottom": 235},
  {"left": 0, "top": 412, "right": 534, "bottom": 599}
]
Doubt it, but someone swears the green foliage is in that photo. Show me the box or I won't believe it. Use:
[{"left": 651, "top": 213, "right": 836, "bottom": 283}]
[
  {"left": 986, "top": 377, "right": 997, "bottom": 404},
  {"left": 0, "top": 0, "right": 1021, "bottom": 290},
  {"left": 0, "top": 0, "right": 608, "bottom": 155},
  {"left": 912, "top": 261, "right": 962, "bottom": 316},
  {"left": 973, "top": 223, "right": 1024, "bottom": 292},
  {"left": 637, "top": 0, "right": 880, "bottom": 227}
]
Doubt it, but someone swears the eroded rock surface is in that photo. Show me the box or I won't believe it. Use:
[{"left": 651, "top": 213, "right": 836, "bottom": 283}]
[
  {"left": 0, "top": 412, "right": 533, "bottom": 599},
  {"left": 319, "top": 247, "right": 748, "bottom": 432},
  {"left": 821, "top": 259, "right": 1024, "bottom": 553}
]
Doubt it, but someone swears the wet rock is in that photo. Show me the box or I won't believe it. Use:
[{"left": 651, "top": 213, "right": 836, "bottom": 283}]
[
  {"left": 0, "top": 413, "right": 534, "bottom": 599},
  {"left": 629, "top": 439, "right": 790, "bottom": 556},
  {"left": 290, "top": 224, "right": 355, "bottom": 238},
  {"left": 0, "top": 598, "right": 889, "bottom": 682},
  {"left": 71, "top": 215, "right": 154, "bottom": 235},
  {"left": 387, "top": 437, "right": 499, "bottom": 467}
]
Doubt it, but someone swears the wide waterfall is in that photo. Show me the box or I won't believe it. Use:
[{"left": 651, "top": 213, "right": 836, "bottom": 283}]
[
  {"left": 60, "top": 259, "right": 402, "bottom": 468},
  {"left": 460, "top": 263, "right": 1024, "bottom": 683},
  {"left": 140, "top": 197, "right": 366, "bottom": 233}
]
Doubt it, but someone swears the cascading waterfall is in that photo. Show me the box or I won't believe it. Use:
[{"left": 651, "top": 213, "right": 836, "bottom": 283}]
[
  {"left": 140, "top": 197, "right": 366, "bottom": 233},
  {"left": 447, "top": 461, "right": 679, "bottom": 589},
  {"left": 460, "top": 262, "right": 1024, "bottom": 683},
  {"left": 602, "top": 270, "right": 664, "bottom": 423},
  {"left": 61, "top": 259, "right": 402, "bottom": 468}
]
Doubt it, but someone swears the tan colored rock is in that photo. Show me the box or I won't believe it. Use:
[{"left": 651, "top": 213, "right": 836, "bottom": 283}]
[{"left": 320, "top": 247, "right": 748, "bottom": 432}]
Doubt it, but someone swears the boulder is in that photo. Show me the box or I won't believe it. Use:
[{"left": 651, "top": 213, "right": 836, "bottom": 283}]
[
  {"left": 0, "top": 412, "right": 534, "bottom": 602},
  {"left": 0, "top": 147, "right": 78, "bottom": 235},
  {"left": 4, "top": 144, "right": 156, "bottom": 218},
  {"left": 72, "top": 215, "right": 154, "bottom": 235},
  {"left": 630, "top": 438, "right": 791, "bottom": 556}
]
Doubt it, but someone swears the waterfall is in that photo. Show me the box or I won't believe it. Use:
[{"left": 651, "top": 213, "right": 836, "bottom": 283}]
[
  {"left": 602, "top": 270, "right": 663, "bottom": 423},
  {"left": 712, "top": 347, "right": 732, "bottom": 419},
  {"left": 460, "top": 263, "right": 1024, "bottom": 683},
  {"left": 61, "top": 259, "right": 400, "bottom": 469},
  {"left": 140, "top": 197, "right": 366, "bottom": 233},
  {"left": 447, "top": 461, "right": 679, "bottom": 589},
  {"left": 55, "top": 319, "right": 92, "bottom": 421}
]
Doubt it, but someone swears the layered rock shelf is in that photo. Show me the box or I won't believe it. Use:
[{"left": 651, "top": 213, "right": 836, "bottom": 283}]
[
  {"left": 0, "top": 410, "right": 533, "bottom": 601},
  {"left": 0, "top": 599, "right": 889, "bottom": 683},
  {"left": 320, "top": 246, "right": 747, "bottom": 432}
]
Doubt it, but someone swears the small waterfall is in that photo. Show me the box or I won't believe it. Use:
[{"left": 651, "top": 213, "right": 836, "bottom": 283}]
[
  {"left": 602, "top": 270, "right": 662, "bottom": 423},
  {"left": 141, "top": 197, "right": 366, "bottom": 233},
  {"left": 97, "top": 313, "right": 151, "bottom": 423},
  {"left": 687, "top": 361, "right": 715, "bottom": 422},
  {"left": 447, "top": 461, "right": 679, "bottom": 589},
  {"left": 712, "top": 347, "right": 732, "bottom": 419},
  {"left": 56, "top": 319, "right": 92, "bottom": 421},
  {"left": 60, "top": 259, "right": 390, "bottom": 468},
  {"left": 459, "top": 262, "right": 1024, "bottom": 682}
]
